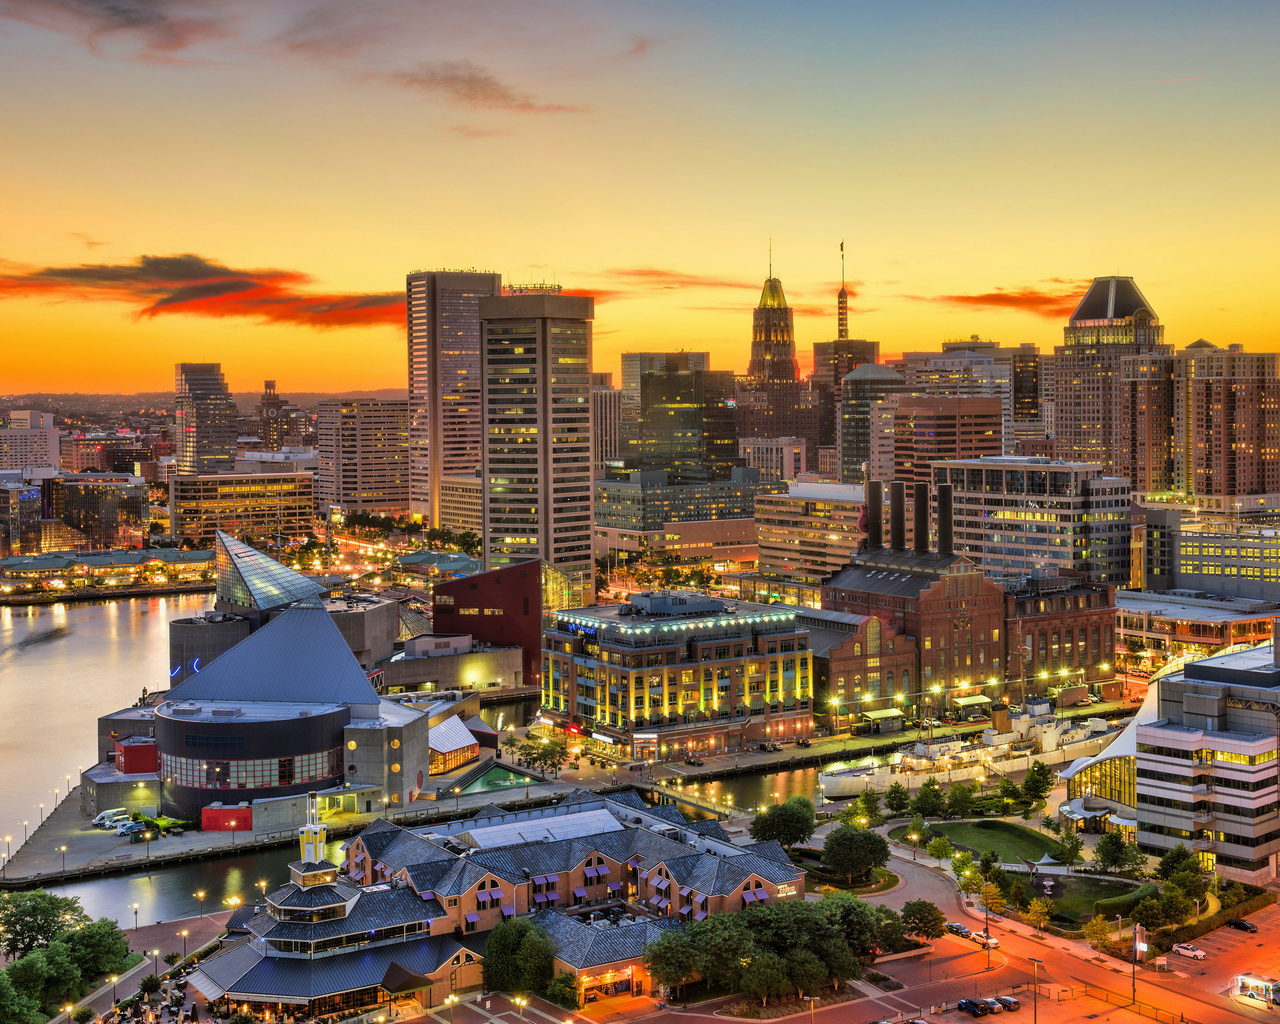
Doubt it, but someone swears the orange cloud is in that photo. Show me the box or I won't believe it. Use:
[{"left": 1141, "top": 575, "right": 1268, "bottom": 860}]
[
  {"left": 0, "top": 253, "right": 404, "bottom": 328},
  {"left": 560, "top": 287, "right": 627, "bottom": 304},
  {"left": 375, "top": 61, "right": 588, "bottom": 114},
  {"left": 1, "top": 0, "right": 229, "bottom": 55},
  {"left": 597, "top": 266, "right": 760, "bottom": 291},
  {"left": 921, "top": 280, "right": 1090, "bottom": 319}
]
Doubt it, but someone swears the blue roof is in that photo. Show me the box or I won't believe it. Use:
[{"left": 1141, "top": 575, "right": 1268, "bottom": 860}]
[
  {"left": 164, "top": 600, "right": 380, "bottom": 706},
  {"left": 216, "top": 531, "right": 326, "bottom": 610}
]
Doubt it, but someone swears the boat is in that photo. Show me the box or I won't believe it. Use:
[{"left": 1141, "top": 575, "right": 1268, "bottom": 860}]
[{"left": 817, "top": 764, "right": 879, "bottom": 799}]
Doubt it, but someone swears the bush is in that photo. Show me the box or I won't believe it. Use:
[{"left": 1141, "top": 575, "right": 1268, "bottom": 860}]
[
  {"left": 544, "top": 972, "right": 579, "bottom": 1009},
  {"left": 1093, "top": 883, "right": 1158, "bottom": 919},
  {"left": 73, "top": 1008, "right": 95, "bottom": 1023}
]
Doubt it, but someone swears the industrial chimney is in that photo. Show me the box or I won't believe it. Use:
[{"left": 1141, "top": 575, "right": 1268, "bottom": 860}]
[
  {"left": 914, "top": 482, "right": 929, "bottom": 555},
  {"left": 889, "top": 481, "right": 906, "bottom": 553},
  {"left": 938, "top": 483, "right": 954, "bottom": 557},
  {"left": 866, "top": 481, "right": 883, "bottom": 552}
]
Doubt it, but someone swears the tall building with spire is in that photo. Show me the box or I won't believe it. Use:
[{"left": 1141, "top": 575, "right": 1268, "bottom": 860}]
[{"left": 747, "top": 270, "right": 797, "bottom": 381}]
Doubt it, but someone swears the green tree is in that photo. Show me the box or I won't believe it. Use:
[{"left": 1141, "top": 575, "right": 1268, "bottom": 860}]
[
  {"left": 1120, "top": 839, "right": 1148, "bottom": 873},
  {"left": 911, "top": 777, "right": 946, "bottom": 817},
  {"left": 1093, "top": 831, "right": 1128, "bottom": 873},
  {"left": 501, "top": 733, "right": 521, "bottom": 759},
  {"left": 822, "top": 825, "right": 889, "bottom": 885},
  {"left": 884, "top": 781, "right": 912, "bottom": 816},
  {"left": 951, "top": 850, "right": 975, "bottom": 881},
  {"left": 926, "top": 836, "right": 954, "bottom": 862},
  {"left": 786, "top": 795, "right": 817, "bottom": 820},
  {"left": 1157, "top": 843, "right": 1197, "bottom": 880},
  {"left": 1024, "top": 897, "right": 1054, "bottom": 932},
  {"left": 856, "top": 788, "right": 881, "bottom": 824},
  {"left": 1022, "top": 760, "right": 1054, "bottom": 801},
  {"left": 946, "top": 781, "right": 973, "bottom": 818},
  {"left": 6, "top": 950, "right": 53, "bottom": 1007},
  {"left": 483, "top": 919, "right": 553, "bottom": 994},
  {"left": 908, "top": 813, "right": 929, "bottom": 842},
  {"left": 1008, "top": 879, "right": 1027, "bottom": 909},
  {"left": 1056, "top": 830, "right": 1083, "bottom": 864},
  {"left": 61, "top": 917, "right": 129, "bottom": 977},
  {"left": 816, "top": 937, "right": 859, "bottom": 989},
  {"left": 72, "top": 1005, "right": 95, "bottom": 1024},
  {"left": 163, "top": 952, "right": 181, "bottom": 966},
  {"left": 1159, "top": 883, "right": 1193, "bottom": 925},
  {"left": 544, "top": 973, "right": 579, "bottom": 1010},
  {"left": 1130, "top": 898, "right": 1166, "bottom": 930},
  {"left": 229, "top": 1014, "right": 255, "bottom": 1024},
  {"left": 750, "top": 801, "right": 815, "bottom": 850},
  {"left": 739, "top": 950, "right": 789, "bottom": 1007},
  {"left": 819, "top": 890, "right": 878, "bottom": 964},
  {"left": 0, "top": 971, "right": 36, "bottom": 1024},
  {"left": 137, "top": 974, "right": 163, "bottom": 999},
  {"left": 1083, "top": 914, "right": 1112, "bottom": 950},
  {"left": 900, "top": 899, "right": 946, "bottom": 940},
  {"left": 979, "top": 882, "right": 1007, "bottom": 920},
  {"left": 785, "top": 948, "right": 828, "bottom": 999},
  {"left": 0, "top": 891, "right": 89, "bottom": 959},
  {"left": 999, "top": 777, "right": 1022, "bottom": 805},
  {"left": 539, "top": 742, "right": 570, "bottom": 778},
  {"left": 1168, "top": 868, "right": 1208, "bottom": 903},
  {"left": 643, "top": 930, "right": 694, "bottom": 997},
  {"left": 874, "top": 905, "right": 907, "bottom": 952},
  {"left": 978, "top": 848, "right": 998, "bottom": 878},
  {"left": 515, "top": 929, "right": 555, "bottom": 991},
  {"left": 959, "top": 870, "right": 984, "bottom": 898},
  {"left": 686, "top": 914, "right": 758, "bottom": 993},
  {"left": 1041, "top": 814, "right": 1062, "bottom": 836}
]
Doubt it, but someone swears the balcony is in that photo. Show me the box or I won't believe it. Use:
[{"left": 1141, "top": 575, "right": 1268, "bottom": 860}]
[
  {"left": 1193, "top": 836, "right": 1217, "bottom": 851},
  {"left": 1192, "top": 808, "right": 1214, "bottom": 824}
]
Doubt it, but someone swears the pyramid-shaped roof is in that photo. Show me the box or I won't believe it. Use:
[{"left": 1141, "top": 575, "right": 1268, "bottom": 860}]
[
  {"left": 1069, "top": 277, "right": 1156, "bottom": 323},
  {"left": 165, "top": 600, "right": 380, "bottom": 706},
  {"left": 215, "top": 531, "right": 326, "bottom": 611}
]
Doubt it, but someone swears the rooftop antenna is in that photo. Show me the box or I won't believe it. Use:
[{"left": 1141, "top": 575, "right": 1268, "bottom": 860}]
[{"left": 768, "top": 237, "right": 773, "bottom": 278}]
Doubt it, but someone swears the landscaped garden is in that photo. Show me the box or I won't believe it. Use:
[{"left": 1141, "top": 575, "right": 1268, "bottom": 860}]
[
  {"left": 890, "top": 819, "right": 1063, "bottom": 863},
  {"left": 1002, "top": 871, "right": 1144, "bottom": 926}
]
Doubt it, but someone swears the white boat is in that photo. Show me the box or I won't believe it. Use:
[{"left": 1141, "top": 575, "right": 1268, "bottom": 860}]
[{"left": 817, "top": 764, "right": 880, "bottom": 799}]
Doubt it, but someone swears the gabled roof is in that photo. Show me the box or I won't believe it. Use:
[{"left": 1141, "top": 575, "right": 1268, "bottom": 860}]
[
  {"left": 529, "top": 910, "right": 682, "bottom": 970},
  {"left": 164, "top": 600, "right": 379, "bottom": 707},
  {"left": 1069, "top": 276, "right": 1156, "bottom": 323},
  {"left": 430, "top": 715, "right": 478, "bottom": 755},
  {"left": 215, "top": 531, "right": 326, "bottom": 611}
]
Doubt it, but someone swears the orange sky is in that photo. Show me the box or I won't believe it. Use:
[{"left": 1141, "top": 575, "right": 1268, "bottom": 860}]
[{"left": 2, "top": 2, "right": 1278, "bottom": 394}]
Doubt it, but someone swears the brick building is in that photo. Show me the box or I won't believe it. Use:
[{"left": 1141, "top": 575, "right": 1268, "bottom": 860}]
[{"left": 799, "top": 607, "right": 918, "bottom": 731}]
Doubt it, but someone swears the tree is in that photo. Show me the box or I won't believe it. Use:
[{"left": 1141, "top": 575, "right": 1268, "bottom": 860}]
[
  {"left": 951, "top": 851, "right": 975, "bottom": 881},
  {"left": 999, "top": 777, "right": 1022, "bottom": 806},
  {"left": 978, "top": 848, "right": 998, "bottom": 878},
  {"left": 501, "top": 733, "right": 521, "bottom": 759},
  {"left": 229, "top": 1014, "right": 255, "bottom": 1024},
  {"left": 0, "top": 891, "right": 89, "bottom": 959},
  {"left": 1022, "top": 760, "right": 1054, "bottom": 801},
  {"left": 884, "top": 781, "right": 911, "bottom": 816},
  {"left": 785, "top": 948, "right": 828, "bottom": 999},
  {"left": 61, "top": 917, "right": 129, "bottom": 977},
  {"left": 1094, "top": 831, "right": 1128, "bottom": 873},
  {"left": 1024, "top": 898, "right": 1054, "bottom": 932},
  {"left": 539, "top": 742, "right": 570, "bottom": 778},
  {"left": 911, "top": 777, "right": 946, "bottom": 817},
  {"left": 1159, "top": 883, "right": 1193, "bottom": 925},
  {"left": 1168, "top": 868, "right": 1208, "bottom": 903},
  {"left": 1083, "top": 914, "right": 1112, "bottom": 950},
  {"left": 1041, "top": 815, "right": 1062, "bottom": 836},
  {"left": 0, "top": 971, "right": 36, "bottom": 1024},
  {"left": 73, "top": 1004, "right": 96, "bottom": 1023},
  {"left": 750, "top": 801, "right": 815, "bottom": 850},
  {"left": 483, "top": 919, "right": 554, "bottom": 994},
  {"left": 946, "top": 781, "right": 973, "bottom": 819},
  {"left": 6, "top": 949, "right": 53, "bottom": 1007},
  {"left": 822, "top": 825, "right": 889, "bottom": 885},
  {"left": 856, "top": 788, "right": 881, "bottom": 824},
  {"left": 643, "top": 930, "right": 694, "bottom": 997},
  {"left": 1130, "top": 898, "right": 1166, "bottom": 930},
  {"left": 908, "top": 813, "right": 929, "bottom": 842},
  {"left": 1157, "top": 843, "right": 1197, "bottom": 880},
  {"left": 786, "top": 795, "right": 817, "bottom": 820},
  {"left": 1056, "top": 830, "right": 1083, "bottom": 864},
  {"left": 1008, "top": 880, "right": 1027, "bottom": 910},
  {"left": 137, "top": 974, "right": 163, "bottom": 999},
  {"left": 979, "top": 882, "right": 1007, "bottom": 920},
  {"left": 686, "top": 913, "right": 762, "bottom": 992},
  {"left": 739, "top": 950, "right": 789, "bottom": 1007},
  {"left": 1120, "top": 839, "right": 1148, "bottom": 873},
  {"left": 544, "top": 973, "right": 579, "bottom": 1010},
  {"left": 901, "top": 900, "right": 946, "bottom": 940},
  {"left": 819, "top": 890, "right": 879, "bottom": 964},
  {"left": 514, "top": 929, "right": 556, "bottom": 991},
  {"left": 163, "top": 952, "right": 181, "bottom": 966},
  {"left": 959, "top": 870, "right": 984, "bottom": 898},
  {"left": 815, "top": 937, "right": 859, "bottom": 989},
  {"left": 926, "top": 836, "right": 954, "bottom": 863}
]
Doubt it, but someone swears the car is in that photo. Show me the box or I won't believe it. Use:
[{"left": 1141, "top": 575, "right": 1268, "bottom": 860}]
[
  {"left": 1172, "top": 943, "right": 1207, "bottom": 960},
  {"left": 683, "top": 758, "right": 704, "bottom": 767},
  {"left": 994, "top": 996, "right": 1020, "bottom": 1011},
  {"left": 1074, "top": 699, "right": 1093, "bottom": 707},
  {"left": 930, "top": 718, "right": 943, "bottom": 727},
  {"left": 115, "top": 821, "right": 146, "bottom": 836},
  {"left": 945, "top": 922, "right": 972, "bottom": 937},
  {"left": 1226, "top": 917, "right": 1259, "bottom": 933},
  {"left": 970, "top": 931, "right": 1000, "bottom": 949},
  {"left": 796, "top": 737, "right": 811, "bottom": 748},
  {"left": 1089, "top": 694, "right": 1103, "bottom": 703},
  {"left": 957, "top": 998, "right": 989, "bottom": 1018},
  {"left": 1130, "top": 695, "right": 1145, "bottom": 704},
  {"left": 979, "top": 998, "right": 1004, "bottom": 1014},
  {"left": 92, "top": 807, "right": 127, "bottom": 827}
]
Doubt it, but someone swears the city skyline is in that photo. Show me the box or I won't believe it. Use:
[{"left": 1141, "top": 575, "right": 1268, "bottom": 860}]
[{"left": 3, "top": 1, "right": 1278, "bottom": 392}]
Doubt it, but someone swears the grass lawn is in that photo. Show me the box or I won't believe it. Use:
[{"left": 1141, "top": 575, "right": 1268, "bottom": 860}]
[
  {"left": 1006, "top": 872, "right": 1142, "bottom": 925},
  {"left": 926, "top": 820, "right": 1062, "bottom": 862}
]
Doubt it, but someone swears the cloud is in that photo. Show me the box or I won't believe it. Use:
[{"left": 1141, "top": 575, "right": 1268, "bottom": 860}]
[
  {"left": 560, "top": 287, "right": 627, "bottom": 304},
  {"left": 446, "top": 123, "right": 512, "bottom": 138},
  {"left": 0, "top": 0, "right": 228, "bottom": 54},
  {"left": 65, "top": 231, "right": 108, "bottom": 249},
  {"left": 0, "top": 252, "right": 404, "bottom": 328},
  {"left": 596, "top": 266, "right": 759, "bottom": 291},
  {"left": 789, "top": 303, "right": 827, "bottom": 318},
  {"left": 620, "top": 33, "right": 667, "bottom": 58},
  {"left": 375, "top": 60, "right": 589, "bottom": 113},
  {"left": 920, "top": 280, "right": 1090, "bottom": 319}
]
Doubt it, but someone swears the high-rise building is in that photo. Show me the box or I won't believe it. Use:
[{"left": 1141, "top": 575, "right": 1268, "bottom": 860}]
[
  {"left": 317, "top": 399, "right": 410, "bottom": 514},
  {"left": 754, "top": 482, "right": 866, "bottom": 584},
  {"left": 747, "top": 276, "right": 797, "bottom": 380},
  {"left": 638, "top": 364, "right": 740, "bottom": 483},
  {"left": 591, "top": 373, "right": 622, "bottom": 471},
  {"left": 891, "top": 396, "right": 1004, "bottom": 486},
  {"left": 811, "top": 339, "right": 880, "bottom": 451},
  {"left": 56, "top": 474, "right": 149, "bottom": 550},
  {"left": 892, "top": 348, "right": 1013, "bottom": 452},
  {"left": 437, "top": 474, "right": 483, "bottom": 535},
  {"left": 738, "top": 437, "right": 807, "bottom": 482},
  {"left": 0, "top": 425, "right": 58, "bottom": 472},
  {"left": 0, "top": 483, "right": 41, "bottom": 556},
  {"left": 619, "top": 352, "right": 710, "bottom": 453},
  {"left": 255, "top": 380, "right": 291, "bottom": 451},
  {"left": 7, "top": 411, "right": 53, "bottom": 429},
  {"left": 934, "top": 456, "right": 1131, "bottom": 585},
  {"left": 170, "top": 472, "right": 315, "bottom": 544},
  {"left": 174, "top": 363, "right": 237, "bottom": 475},
  {"left": 479, "top": 289, "right": 594, "bottom": 602},
  {"left": 1055, "top": 277, "right": 1165, "bottom": 472},
  {"left": 839, "top": 363, "right": 909, "bottom": 484},
  {"left": 406, "top": 270, "right": 504, "bottom": 525}
]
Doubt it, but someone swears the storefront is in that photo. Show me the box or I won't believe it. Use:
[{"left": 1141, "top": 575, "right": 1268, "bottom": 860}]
[{"left": 581, "top": 966, "right": 639, "bottom": 1002}]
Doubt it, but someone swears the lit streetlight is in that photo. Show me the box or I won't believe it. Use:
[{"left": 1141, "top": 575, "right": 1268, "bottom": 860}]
[
  {"left": 257, "top": 880, "right": 267, "bottom": 903},
  {"left": 180, "top": 929, "right": 188, "bottom": 958},
  {"left": 514, "top": 997, "right": 528, "bottom": 1019},
  {"left": 59, "top": 844, "right": 67, "bottom": 875},
  {"left": 803, "top": 995, "right": 818, "bottom": 1024},
  {"left": 194, "top": 890, "right": 205, "bottom": 917},
  {"left": 151, "top": 948, "right": 160, "bottom": 975},
  {"left": 229, "top": 819, "right": 237, "bottom": 845},
  {"left": 144, "top": 831, "right": 152, "bottom": 863},
  {"left": 111, "top": 976, "right": 119, "bottom": 1003},
  {"left": 454, "top": 787, "right": 462, "bottom": 813},
  {"left": 909, "top": 833, "right": 919, "bottom": 861},
  {"left": 444, "top": 993, "right": 459, "bottom": 1024},
  {"left": 133, "top": 903, "right": 139, "bottom": 931}
]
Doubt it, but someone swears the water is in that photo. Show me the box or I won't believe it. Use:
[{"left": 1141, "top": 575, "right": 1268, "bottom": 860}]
[{"left": 657, "top": 752, "right": 900, "bottom": 814}]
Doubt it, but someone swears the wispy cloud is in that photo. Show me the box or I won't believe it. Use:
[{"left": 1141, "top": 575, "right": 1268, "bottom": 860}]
[
  {"left": 65, "top": 231, "right": 109, "bottom": 249},
  {"left": 561, "top": 287, "right": 626, "bottom": 304},
  {"left": 374, "top": 60, "right": 589, "bottom": 113},
  {"left": 446, "top": 123, "right": 512, "bottom": 138},
  {"left": 0, "top": 0, "right": 229, "bottom": 54},
  {"left": 918, "top": 279, "right": 1090, "bottom": 319},
  {"left": 596, "top": 266, "right": 759, "bottom": 291},
  {"left": 0, "top": 253, "right": 404, "bottom": 328}
]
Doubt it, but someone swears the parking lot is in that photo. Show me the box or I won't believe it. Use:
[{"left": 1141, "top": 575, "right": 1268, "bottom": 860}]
[{"left": 1153, "top": 900, "right": 1280, "bottom": 995}]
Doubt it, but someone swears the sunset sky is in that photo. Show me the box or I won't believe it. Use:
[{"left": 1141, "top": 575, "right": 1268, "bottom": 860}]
[{"left": 2, "top": 1, "right": 1278, "bottom": 394}]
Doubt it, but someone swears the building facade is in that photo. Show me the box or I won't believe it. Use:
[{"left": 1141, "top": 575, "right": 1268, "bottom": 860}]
[
  {"left": 638, "top": 365, "right": 740, "bottom": 483},
  {"left": 747, "top": 277, "right": 797, "bottom": 380},
  {"left": 479, "top": 290, "right": 594, "bottom": 603},
  {"left": 840, "top": 363, "right": 909, "bottom": 484},
  {"left": 1116, "top": 591, "right": 1275, "bottom": 675},
  {"left": 175, "top": 363, "right": 237, "bottom": 475},
  {"left": 58, "top": 474, "right": 148, "bottom": 549},
  {"left": 0, "top": 427, "right": 58, "bottom": 472},
  {"left": 619, "top": 352, "right": 710, "bottom": 454},
  {"left": 591, "top": 375, "right": 622, "bottom": 470},
  {"left": 406, "top": 270, "right": 504, "bottom": 524},
  {"left": 317, "top": 399, "right": 410, "bottom": 514},
  {"left": 738, "top": 437, "right": 807, "bottom": 482},
  {"left": 170, "top": 472, "right": 315, "bottom": 543},
  {"left": 754, "top": 483, "right": 865, "bottom": 584},
  {"left": 437, "top": 474, "right": 483, "bottom": 535},
  {"left": 891, "top": 396, "right": 1003, "bottom": 486}
]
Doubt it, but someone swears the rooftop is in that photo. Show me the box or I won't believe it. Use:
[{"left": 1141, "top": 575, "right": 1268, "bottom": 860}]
[
  {"left": 775, "top": 482, "right": 864, "bottom": 503},
  {"left": 1116, "top": 590, "right": 1277, "bottom": 622},
  {"left": 158, "top": 700, "right": 347, "bottom": 725},
  {"left": 555, "top": 594, "right": 798, "bottom": 635},
  {"left": 1070, "top": 276, "right": 1157, "bottom": 323},
  {"left": 215, "top": 531, "right": 325, "bottom": 611}
]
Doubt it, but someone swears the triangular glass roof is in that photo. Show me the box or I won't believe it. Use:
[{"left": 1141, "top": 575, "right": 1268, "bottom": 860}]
[{"left": 215, "top": 531, "right": 326, "bottom": 611}]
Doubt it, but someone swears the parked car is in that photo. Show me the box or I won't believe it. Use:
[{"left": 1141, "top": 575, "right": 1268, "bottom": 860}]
[
  {"left": 971, "top": 931, "right": 1000, "bottom": 949},
  {"left": 945, "top": 922, "right": 972, "bottom": 937},
  {"left": 929, "top": 718, "right": 943, "bottom": 727},
  {"left": 92, "top": 807, "right": 127, "bottom": 827},
  {"left": 994, "top": 996, "right": 1020, "bottom": 1011},
  {"left": 796, "top": 737, "right": 811, "bottom": 748},
  {"left": 957, "top": 998, "right": 989, "bottom": 1018},
  {"left": 684, "top": 758, "right": 704, "bottom": 767},
  {"left": 1172, "top": 943, "right": 1207, "bottom": 960},
  {"left": 1074, "top": 699, "right": 1093, "bottom": 707},
  {"left": 1226, "top": 918, "right": 1259, "bottom": 933},
  {"left": 979, "top": 998, "right": 1005, "bottom": 1014},
  {"left": 116, "top": 821, "right": 146, "bottom": 836},
  {"left": 1129, "top": 695, "right": 1145, "bottom": 704}
]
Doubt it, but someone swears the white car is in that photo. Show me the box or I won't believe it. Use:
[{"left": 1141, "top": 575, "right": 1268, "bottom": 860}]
[
  {"left": 970, "top": 931, "right": 1000, "bottom": 949},
  {"left": 1172, "top": 943, "right": 1206, "bottom": 960}
]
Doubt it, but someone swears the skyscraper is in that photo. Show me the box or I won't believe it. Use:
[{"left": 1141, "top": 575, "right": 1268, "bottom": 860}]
[
  {"left": 406, "top": 270, "right": 504, "bottom": 525},
  {"left": 891, "top": 395, "right": 1004, "bottom": 486},
  {"left": 479, "top": 288, "right": 594, "bottom": 603},
  {"left": 1055, "top": 277, "right": 1165, "bottom": 472},
  {"left": 591, "top": 372, "right": 622, "bottom": 470},
  {"left": 638, "top": 362, "right": 740, "bottom": 483},
  {"left": 619, "top": 351, "right": 710, "bottom": 453},
  {"left": 316, "top": 399, "right": 410, "bottom": 514},
  {"left": 747, "top": 275, "right": 798, "bottom": 380},
  {"left": 174, "top": 363, "right": 236, "bottom": 475},
  {"left": 255, "top": 380, "right": 289, "bottom": 451},
  {"left": 839, "top": 363, "right": 909, "bottom": 483}
]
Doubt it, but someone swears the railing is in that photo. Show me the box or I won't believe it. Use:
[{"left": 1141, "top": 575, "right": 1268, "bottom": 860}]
[{"left": 1193, "top": 837, "right": 1217, "bottom": 851}]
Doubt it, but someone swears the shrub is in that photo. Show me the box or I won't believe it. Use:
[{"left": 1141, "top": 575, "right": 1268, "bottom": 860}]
[
  {"left": 1093, "top": 883, "right": 1158, "bottom": 919},
  {"left": 73, "top": 1008, "right": 95, "bottom": 1023}
]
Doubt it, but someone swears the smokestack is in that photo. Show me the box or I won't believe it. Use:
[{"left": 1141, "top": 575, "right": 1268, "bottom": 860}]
[
  {"left": 938, "top": 483, "right": 954, "bottom": 557},
  {"left": 1274, "top": 616, "right": 1280, "bottom": 668},
  {"left": 890, "top": 481, "right": 906, "bottom": 553},
  {"left": 866, "top": 481, "right": 883, "bottom": 551},
  {"left": 914, "top": 482, "right": 929, "bottom": 555}
]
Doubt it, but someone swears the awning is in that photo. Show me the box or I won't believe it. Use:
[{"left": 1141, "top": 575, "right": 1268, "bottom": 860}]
[
  {"left": 952, "top": 694, "right": 992, "bottom": 707},
  {"left": 653, "top": 878, "right": 669, "bottom": 892},
  {"left": 627, "top": 858, "right": 642, "bottom": 868},
  {"left": 502, "top": 906, "right": 516, "bottom": 917},
  {"left": 693, "top": 911, "right": 707, "bottom": 922},
  {"left": 694, "top": 893, "right": 706, "bottom": 904},
  {"left": 742, "top": 891, "right": 757, "bottom": 903},
  {"left": 532, "top": 876, "right": 547, "bottom": 885},
  {"left": 419, "top": 890, "right": 434, "bottom": 902},
  {"left": 639, "top": 869, "right": 648, "bottom": 879},
  {"left": 755, "top": 891, "right": 770, "bottom": 901},
  {"left": 584, "top": 867, "right": 597, "bottom": 878},
  {"left": 678, "top": 905, "right": 692, "bottom": 915},
  {"left": 608, "top": 882, "right": 622, "bottom": 891},
  {"left": 489, "top": 886, "right": 505, "bottom": 899},
  {"left": 547, "top": 873, "right": 561, "bottom": 883},
  {"left": 546, "top": 891, "right": 559, "bottom": 902},
  {"left": 350, "top": 870, "right": 364, "bottom": 884},
  {"left": 678, "top": 886, "right": 691, "bottom": 897},
  {"left": 863, "top": 708, "right": 904, "bottom": 720},
  {"left": 465, "top": 913, "right": 480, "bottom": 923},
  {"left": 573, "top": 888, "right": 588, "bottom": 898},
  {"left": 598, "top": 865, "right": 610, "bottom": 876},
  {"left": 381, "top": 962, "right": 432, "bottom": 996},
  {"left": 534, "top": 893, "right": 547, "bottom": 904}
]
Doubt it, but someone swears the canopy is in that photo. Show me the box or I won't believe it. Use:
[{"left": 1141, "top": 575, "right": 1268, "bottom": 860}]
[
  {"left": 952, "top": 694, "right": 993, "bottom": 708},
  {"left": 381, "top": 963, "right": 432, "bottom": 996},
  {"left": 863, "top": 708, "right": 904, "bottom": 720}
]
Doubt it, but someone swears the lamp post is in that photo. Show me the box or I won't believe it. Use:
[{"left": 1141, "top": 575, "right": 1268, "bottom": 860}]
[
  {"left": 229, "top": 820, "right": 236, "bottom": 845},
  {"left": 257, "top": 880, "right": 267, "bottom": 903},
  {"left": 514, "top": 997, "right": 528, "bottom": 1019},
  {"left": 195, "top": 890, "right": 205, "bottom": 917},
  {"left": 909, "top": 833, "right": 919, "bottom": 861},
  {"left": 133, "top": 903, "right": 139, "bottom": 931},
  {"left": 180, "top": 929, "right": 188, "bottom": 958},
  {"left": 111, "top": 976, "right": 118, "bottom": 1004},
  {"left": 59, "top": 844, "right": 66, "bottom": 876},
  {"left": 382, "top": 796, "right": 390, "bottom": 819},
  {"left": 454, "top": 787, "right": 462, "bottom": 813},
  {"left": 144, "top": 831, "right": 151, "bottom": 864},
  {"left": 65, "top": 774, "right": 71, "bottom": 797},
  {"left": 1028, "top": 957, "right": 1042, "bottom": 1024},
  {"left": 803, "top": 995, "right": 818, "bottom": 1024},
  {"left": 445, "top": 993, "right": 458, "bottom": 1024},
  {"left": 151, "top": 948, "right": 160, "bottom": 975},
  {"left": 22, "top": 821, "right": 28, "bottom": 843},
  {"left": 818, "top": 783, "right": 824, "bottom": 807},
  {"left": 38, "top": 803, "right": 44, "bottom": 825}
]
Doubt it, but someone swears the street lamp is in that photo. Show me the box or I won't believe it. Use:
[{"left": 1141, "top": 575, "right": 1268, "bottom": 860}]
[
  {"left": 59, "top": 844, "right": 66, "bottom": 875},
  {"left": 229, "top": 819, "right": 236, "bottom": 845},
  {"left": 1028, "top": 957, "right": 1042, "bottom": 1024},
  {"left": 444, "top": 993, "right": 459, "bottom": 1024},
  {"left": 111, "top": 976, "right": 118, "bottom": 1003},
  {"left": 151, "top": 948, "right": 160, "bottom": 974},
  {"left": 195, "top": 890, "right": 205, "bottom": 917},
  {"left": 144, "top": 832, "right": 151, "bottom": 863},
  {"left": 909, "top": 833, "right": 919, "bottom": 861},
  {"left": 38, "top": 803, "right": 44, "bottom": 824},
  {"left": 382, "top": 796, "right": 390, "bottom": 819},
  {"left": 22, "top": 821, "right": 27, "bottom": 843},
  {"left": 133, "top": 903, "right": 139, "bottom": 931},
  {"left": 514, "top": 997, "right": 528, "bottom": 1019},
  {"left": 802, "top": 995, "right": 818, "bottom": 1024},
  {"left": 454, "top": 787, "right": 462, "bottom": 812},
  {"left": 180, "top": 929, "right": 188, "bottom": 958}
]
